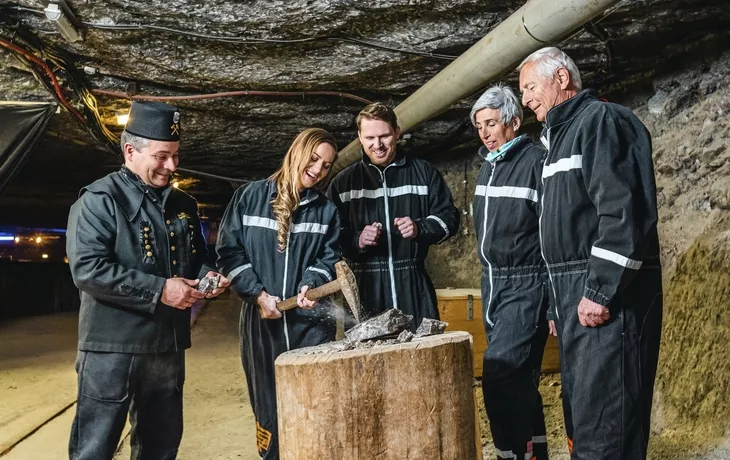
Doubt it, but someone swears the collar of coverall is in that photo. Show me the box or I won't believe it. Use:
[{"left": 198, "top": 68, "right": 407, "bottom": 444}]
[
  {"left": 360, "top": 147, "right": 407, "bottom": 170},
  {"left": 477, "top": 134, "right": 528, "bottom": 163},
  {"left": 543, "top": 89, "right": 598, "bottom": 130},
  {"left": 266, "top": 178, "right": 321, "bottom": 207}
]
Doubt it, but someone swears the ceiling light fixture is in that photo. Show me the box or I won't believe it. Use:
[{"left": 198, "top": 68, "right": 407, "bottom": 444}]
[{"left": 44, "top": 1, "right": 84, "bottom": 42}]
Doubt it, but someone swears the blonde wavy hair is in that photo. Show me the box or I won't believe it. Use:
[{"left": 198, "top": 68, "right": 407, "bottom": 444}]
[{"left": 269, "top": 128, "right": 338, "bottom": 252}]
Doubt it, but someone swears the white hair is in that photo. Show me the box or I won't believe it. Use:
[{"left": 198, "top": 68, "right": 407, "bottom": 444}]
[
  {"left": 120, "top": 130, "right": 150, "bottom": 152},
  {"left": 518, "top": 47, "right": 582, "bottom": 90},
  {"left": 469, "top": 83, "right": 523, "bottom": 127}
]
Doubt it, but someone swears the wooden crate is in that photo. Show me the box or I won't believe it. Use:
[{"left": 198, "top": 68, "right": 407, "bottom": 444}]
[{"left": 436, "top": 288, "right": 560, "bottom": 377}]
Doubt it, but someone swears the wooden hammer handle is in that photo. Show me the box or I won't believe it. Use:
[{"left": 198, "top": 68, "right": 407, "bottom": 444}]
[{"left": 277, "top": 279, "right": 341, "bottom": 312}]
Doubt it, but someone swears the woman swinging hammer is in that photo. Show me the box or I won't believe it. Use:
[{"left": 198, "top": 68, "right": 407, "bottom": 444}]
[{"left": 216, "top": 128, "right": 340, "bottom": 460}]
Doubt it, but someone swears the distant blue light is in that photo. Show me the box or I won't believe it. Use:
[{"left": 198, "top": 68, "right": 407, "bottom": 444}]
[
  {"left": 0, "top": 236, "right": 15, "bottom": 241},
  {"left": 0, "top": 227, "right": 66, "bottom": 235}
]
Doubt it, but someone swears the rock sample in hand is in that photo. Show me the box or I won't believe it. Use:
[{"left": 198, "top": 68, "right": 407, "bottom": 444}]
[{"left": 197, "top": 275, "right": 220, "bottom": 294}]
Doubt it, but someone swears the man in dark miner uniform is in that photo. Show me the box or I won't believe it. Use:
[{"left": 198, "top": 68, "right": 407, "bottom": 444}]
[
  {"left": 519, "top": 47, "right": 663, "bottom": 460},
  {"left": 327, "top": 102, "right": 460, "bottom": 330},
  {"left": 66, "top": 100, "right": 229, "bottom": 460}
]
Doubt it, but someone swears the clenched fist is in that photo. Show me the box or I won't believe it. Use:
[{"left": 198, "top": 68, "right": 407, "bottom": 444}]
[
  {"left": 577, "top": 297, "right": 610, "bottom": 327},
  {"left": 394, "top": 216, "right": 418, "bottom": 239},
  {"left": 358, "top": 222, "right": 382, "bottom": 248}
]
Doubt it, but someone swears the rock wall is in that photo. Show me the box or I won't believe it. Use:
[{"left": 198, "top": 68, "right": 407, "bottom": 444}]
[
  {"left": 425, "top": 151, "right": 483, "bottom": 290},
  {"left": 655, "top": 222, "right": 730, "bottom": 438}
]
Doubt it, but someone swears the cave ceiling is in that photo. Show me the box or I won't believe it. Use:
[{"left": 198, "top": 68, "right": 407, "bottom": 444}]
[{"left": 0, "top": 0, "right": 729, "bottom": 227}]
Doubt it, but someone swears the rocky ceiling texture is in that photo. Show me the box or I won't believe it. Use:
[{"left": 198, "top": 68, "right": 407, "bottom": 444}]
[{"left": 0, "top": 0, "right": 729, "bottom": 228}]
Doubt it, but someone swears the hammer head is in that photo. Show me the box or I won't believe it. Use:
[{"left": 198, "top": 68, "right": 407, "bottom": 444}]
[{"left": 335, "top": 261, "right": 361, "bottom": 323}]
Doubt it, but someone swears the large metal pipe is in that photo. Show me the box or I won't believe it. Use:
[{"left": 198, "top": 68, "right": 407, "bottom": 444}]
[{"left": 333, "top": 0, "right": 619, "bottom": 174}]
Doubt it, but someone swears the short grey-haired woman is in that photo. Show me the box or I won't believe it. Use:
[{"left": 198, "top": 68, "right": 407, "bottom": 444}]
[{"left": 471, "top": 83, "right": 553, "bottom": 460}]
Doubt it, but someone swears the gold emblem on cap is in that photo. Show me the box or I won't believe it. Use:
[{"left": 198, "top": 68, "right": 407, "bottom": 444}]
[
  {"left": 177, "top": 212, "right": 191, "bottom": 220},
  {"left": 171, "top": 123, "right": 180, "bottom": 136}
]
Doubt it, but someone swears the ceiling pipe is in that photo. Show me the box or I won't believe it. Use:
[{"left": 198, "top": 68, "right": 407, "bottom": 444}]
[{"left": 332, "top": 0, "right": 620, "bottom": 174}]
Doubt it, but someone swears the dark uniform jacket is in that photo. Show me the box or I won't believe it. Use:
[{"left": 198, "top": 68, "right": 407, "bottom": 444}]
[
  {"left": 216, "top": 180, "right": 340, "bottom": 324},
  {"left": 473, "top": 135, "right": 545, "bottom": 269},
  {"left": 66, "top": 167, "right": 213, "bottom": 353},
  {"left": 327, "top": 151, "right": 460, "bottom": 325},
  {"left": 539, "top": 90, "right": 661, "bottom": 306}
]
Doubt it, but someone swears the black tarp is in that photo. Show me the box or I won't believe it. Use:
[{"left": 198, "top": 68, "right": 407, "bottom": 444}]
[
  {"left": 0, "top": 260, "right": 79, "bottom": 318},
  {"left": 0, "top": 101, "right": 57, "bottom": 196}
]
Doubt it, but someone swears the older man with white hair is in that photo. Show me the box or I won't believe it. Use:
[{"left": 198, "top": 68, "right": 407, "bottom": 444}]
[
  {"left": 471, "top": 83, "right": 552, "bottom": 460},
  {"left": 518, "top": 47, "right": 663, "bottom": 460}
]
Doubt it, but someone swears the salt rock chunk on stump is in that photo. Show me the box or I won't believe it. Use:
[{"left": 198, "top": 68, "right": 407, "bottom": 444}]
[{"left": 275, "top": 331, "right": 477, "bottom": 460}]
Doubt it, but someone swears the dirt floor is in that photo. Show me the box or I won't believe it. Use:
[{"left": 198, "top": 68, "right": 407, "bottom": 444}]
[{"left": 0, "top": 312, "right": 78, "bottom": 456}]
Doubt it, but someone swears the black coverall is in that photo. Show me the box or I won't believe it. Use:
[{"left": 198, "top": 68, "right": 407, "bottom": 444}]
[
  {"left": 539, "top": 90, "right": 663, "bottom": 459},
  {"left": 327, "top": 152, "right": 460, "bottom": 329},
  {"left": 66, "top": 167, "right": 213, "bottom": 460},
  {"left": 216, "top": 180, "right": 340, "bottom": 460},
  {"left": 473, "top": 136, "right": 550, "bottom": 460}
]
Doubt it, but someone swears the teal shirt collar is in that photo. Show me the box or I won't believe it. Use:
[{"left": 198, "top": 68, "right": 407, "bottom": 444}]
[{"left": 484, "top": 134, "right": 527, "bottom": 163}]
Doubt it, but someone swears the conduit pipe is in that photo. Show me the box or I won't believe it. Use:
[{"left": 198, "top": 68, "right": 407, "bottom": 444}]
[{"left": 332, "top": 0, "right": 620, "bottom": 174}]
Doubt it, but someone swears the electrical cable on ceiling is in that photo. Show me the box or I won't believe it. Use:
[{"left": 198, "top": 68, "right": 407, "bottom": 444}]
[
  {"left": 176, "top": 167, "right": 248, "bottom": 184},
  {"left": 0, "top": 32, "right": 124, "bottom": 155},
  {"left": 0, "top": 30, "right": 275, "bottom": 184},
  {"left": 5, "top": 5, "right": 44, "bottom": 15},
  {"left": 83, "top": 24, "right": 457, "bottom": 61},
  {"left": 583, "top": 20, "right": 614, "bottom": 75},
  {"left": 0, "top": 37, "right": 86, "bottom": 123},
  {"left": 2, "top": 4, "right": 457, "bottom": 61},
  {"left": 92, "top": 88, "right": 373, "bottom": 105}
]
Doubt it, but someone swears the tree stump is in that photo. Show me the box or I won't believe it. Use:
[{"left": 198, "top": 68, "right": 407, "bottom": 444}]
[{"left": 275, "top": 331, "right": 478, "bottom": 460}]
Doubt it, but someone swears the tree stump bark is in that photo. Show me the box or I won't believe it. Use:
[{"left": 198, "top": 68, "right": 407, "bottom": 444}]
[{"left": 275, "top": 331, "right": 478, "bottom": 460}]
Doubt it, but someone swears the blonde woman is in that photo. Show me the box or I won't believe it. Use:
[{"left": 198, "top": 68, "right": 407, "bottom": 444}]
[{"left": 216, "top": 128, "right": 339, "bottom": 460}]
